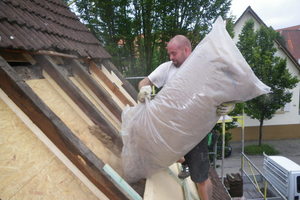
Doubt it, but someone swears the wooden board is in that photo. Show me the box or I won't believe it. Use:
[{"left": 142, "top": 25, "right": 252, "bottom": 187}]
[
  {"left": 101, "top": 60, "right": 138, "bottom": 102},
  {"left": 90, "top": 62, "right": 137, "bottom": 108},
  {"left": 91, "top": 69, "right": 127, "bottom": 110},
  {"left": 71, "top": 59, "right": 122, "bottom": 121},
  {"left": 144, "top": 164, "right": 185, "bottom": 200},
  {"left": 0, "top": 97, "right": 100, "bottom": 200},
  {"left": 143, "top": 163, "right": 199, "bottom": 200},
  {"left": 0, "top": 56, "right": 129, "bottom": 200},
  {"left": 71, "top": 76, "right": 121, "bottom": 131},
  {"left": 35, "top": 55, "right": 122, "bottom": 151},
  {"left": 26, "top": 78, "right": 122, "bottom": 174},
  {"left": 100, "top": 64, "right": 137, "bottom": 106}
]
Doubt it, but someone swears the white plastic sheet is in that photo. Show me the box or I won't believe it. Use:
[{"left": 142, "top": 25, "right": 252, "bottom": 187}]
[{"left": 121, "top": 17, "right": 270, "bottom": 183}]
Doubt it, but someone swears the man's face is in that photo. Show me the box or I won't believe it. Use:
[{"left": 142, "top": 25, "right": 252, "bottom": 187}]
[{"left": 167, "top": 42, "right": 188, "bottom": 67}]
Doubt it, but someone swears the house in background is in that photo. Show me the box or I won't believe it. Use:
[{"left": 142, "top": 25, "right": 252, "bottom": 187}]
[
  {"left": 0, "top": 0, "right": 230, "bottom": 199},
  {"left": 231, "top": 6, "right": 300, "bottom": 141},
  {"left": 277, "top": 25, "right": 300, "bottom": 64}
]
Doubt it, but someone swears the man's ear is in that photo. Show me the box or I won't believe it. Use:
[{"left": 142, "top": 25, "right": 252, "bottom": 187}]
[{"left": 184, "top": 46, "right": 190, "bottom": 54}]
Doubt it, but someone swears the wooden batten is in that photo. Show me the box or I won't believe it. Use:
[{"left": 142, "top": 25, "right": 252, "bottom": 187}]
[
  {"left": 34, "top": 55, "right": 123, "bottom": 153},
  {"left": 101, "top": 59, "right": 138, "bottom": 101},
  {"left": 90, "top": 61, "right": 135, "bottom": 107},
  {"left": 70, "top": 59, "right": 122, "bottom": 121},
  {"left": 0, "top": 49, "right": 36, "bottom": 65},
  {"left": 0, "top": 56, "right": 129, "bottom": 200}
]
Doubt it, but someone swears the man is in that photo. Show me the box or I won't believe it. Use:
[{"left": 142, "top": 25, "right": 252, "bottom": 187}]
[{"left": 138, "top": 35, "right": 234, "bottom": 200}]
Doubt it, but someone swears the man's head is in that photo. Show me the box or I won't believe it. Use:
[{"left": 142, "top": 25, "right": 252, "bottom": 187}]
[{"left": 167, "top": 35, "right": 192, "bottom": 67}]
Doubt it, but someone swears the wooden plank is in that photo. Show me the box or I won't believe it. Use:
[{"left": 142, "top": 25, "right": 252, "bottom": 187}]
[
  {"left": 27, "top": 77, "right": 122, "bottom": 169},
  {"left": 100, "top": 64, "right": 137, "bottom": 106},
  {"left": 71, "top": 76, "right": 121, "bottom": 130},
  {"left": 34, "top": 55, "right": 122, "bottom": 152},
  {"left": 101, "top": 59, "right": 138, "bottom": 101},
  {"left": 0, "top": 56, "right": 129, "bottom": 200},
  {"left": 0, "top": 50, "right": 33, "bottom": 64},
  {"left": 35, "top": 50, "right": 78, "bottom": 59},
  {"left": 90, "top": 61, "right": 135, "bottom": 107},
  {"left": 70, "top": 59, "right": 122, "bottom": 121},
  {"left": 143, "top": 164, "right": 185, "bottom": 200},
  {"left": 91, "top": 72, "right": 126, "bottom": 109},
  {"left": 0, "top": 89, "right": 104, "bottom": 200}
]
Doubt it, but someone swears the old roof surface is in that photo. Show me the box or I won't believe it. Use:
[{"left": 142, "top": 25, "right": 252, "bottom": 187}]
[
  {"left": 0, "top": 0, "right": 111, "bottom": 59},
  {"left": 277, "top": 25, "right": 300, "bottom": 61}
]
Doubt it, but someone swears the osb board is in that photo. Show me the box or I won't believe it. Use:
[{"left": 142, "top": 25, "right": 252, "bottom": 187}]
[
  {"left": 100, "top": 65, "right": 137, "bottom": 106},
  {"left": 143, "top": 163, "right": 199, "bottom": 200},
  {"left": 143, "top": 164, "right": 184, "bottom": 200},
  {"left": 26, "top": 79, "right": 122, "bottom": 174},
  {"left": 71, "top": 76, "right": 121, "bottom": 131},
  {"left": 0, "top": 98, "right": 98, "bottom": 200}
]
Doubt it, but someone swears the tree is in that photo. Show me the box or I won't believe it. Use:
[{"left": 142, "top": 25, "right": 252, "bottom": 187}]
[
  {"left": 70, "top": 0, "right": 231, "bottom": 78},
  {"left": 237, "top": 20, "right": 299, "bottom": 146}
]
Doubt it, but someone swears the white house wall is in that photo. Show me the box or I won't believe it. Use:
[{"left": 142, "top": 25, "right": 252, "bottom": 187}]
[{"left": 233, "top": 9, "right": 300, "bottom": 127}]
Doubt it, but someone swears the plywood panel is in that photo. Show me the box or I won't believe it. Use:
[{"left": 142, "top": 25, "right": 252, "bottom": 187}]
[
  {"left": 143, "top": 163, "right": 199, "bottom": 200},
  {"left": 0, "top": 98, "right": 98, "bottom": 200},
  {"left": 143, "top": 164, "right": 185, "bottom": 200},
  {"left": 26, "top": 79, "right": 122, "bottom": 174},
  {"left": 11, "top": 158, "right": 99, "bottom": 200}
]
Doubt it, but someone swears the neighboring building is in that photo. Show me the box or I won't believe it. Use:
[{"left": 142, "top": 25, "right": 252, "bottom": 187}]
[
  {"left": 231, "top": 6, "right": 300, "bottom": 141},
  {"left": 277, "top": 25, "right": 300, "bottom": 64},
  {"left": 0, "top": 0, "right": 230, "bottom": 199}
]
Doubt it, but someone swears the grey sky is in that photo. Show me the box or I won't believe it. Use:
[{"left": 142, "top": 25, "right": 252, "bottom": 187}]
[{"left": 229, "top": 0, "right": 300, "bottom": 29}]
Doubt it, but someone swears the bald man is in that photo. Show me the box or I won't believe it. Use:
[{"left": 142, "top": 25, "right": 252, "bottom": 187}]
[
  {"left": 138, "top": 35, "right": 213, "bottom": 200},
  {"left": 137, "top": 35, "right": 235, "bottom": 199}
]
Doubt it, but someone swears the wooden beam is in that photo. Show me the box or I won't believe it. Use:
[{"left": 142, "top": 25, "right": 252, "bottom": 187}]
[
  {"left": 0, "top": 50, "right": 34, "bottom": 64},
  {"left": 0, "top": 56, "right": 129, "bottom": 200},
  {"left": 70, "top": 59, "right": 122, "bottom": 121},
  {"left": 34, "top": 55, "right": 122, "bottom": 153},
  {"left": 102, "top": 59, "right": 138, "bottom": 101},
  {"left": 35, "top": 50, "right": 78, "bottom": 59},
  {"left": 89, "top": 61, "right": 135, "bottom": 107}
]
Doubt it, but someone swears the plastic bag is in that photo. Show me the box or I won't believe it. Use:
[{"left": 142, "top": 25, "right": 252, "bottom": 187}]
[{"left": 121, "top": 17, "right": 270, "bottom": 183}]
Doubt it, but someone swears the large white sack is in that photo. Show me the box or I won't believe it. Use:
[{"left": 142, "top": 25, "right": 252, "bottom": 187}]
[{"left": 121, "top": 17, "right": 270, "bottom": 183}]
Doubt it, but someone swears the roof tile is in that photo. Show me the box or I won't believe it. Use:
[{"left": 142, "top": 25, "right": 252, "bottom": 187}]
[{"left": 0, "top": 0, "right": 110, "bottom": 59}]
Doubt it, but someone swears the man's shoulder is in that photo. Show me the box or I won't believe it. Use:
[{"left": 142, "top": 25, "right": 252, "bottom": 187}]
[{"left": 158, "top": 61, "right": 173, "bottom": 68}]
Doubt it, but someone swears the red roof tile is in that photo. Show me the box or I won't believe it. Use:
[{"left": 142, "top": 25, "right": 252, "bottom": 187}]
[
  {"left": 0, "top": 0, "right": 111, "bottom": 59},
  {"left": 277, "top": 25, "right": 300, "bottom": 31},
  {"left": 280, "top": 30, "right": 300, "bottom": 60}
]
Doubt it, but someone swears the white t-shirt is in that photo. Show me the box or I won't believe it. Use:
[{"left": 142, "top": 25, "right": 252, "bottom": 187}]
[{"left": 148, "top": 61, "right": 179, "bottom": 88}]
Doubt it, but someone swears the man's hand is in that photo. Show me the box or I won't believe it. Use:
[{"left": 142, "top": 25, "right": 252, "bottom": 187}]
[
  {"left": 137, "top": 85, "right": 152, "bottom": 103},
  {"left": 217, "top": 103, "right": 235, "bottom": 116}
]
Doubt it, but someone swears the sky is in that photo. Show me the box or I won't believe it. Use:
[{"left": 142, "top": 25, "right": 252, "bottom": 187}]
[{"left": 229, "top": 0, "right": 300, "bottom": 30}]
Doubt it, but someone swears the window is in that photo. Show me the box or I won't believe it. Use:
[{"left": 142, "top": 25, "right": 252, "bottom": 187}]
[
  {"left": 299, "top": 88, "right": 300, "bottom": 115},
  {"left": 297, "top": 176, "right": 300, "bottom": 193}
]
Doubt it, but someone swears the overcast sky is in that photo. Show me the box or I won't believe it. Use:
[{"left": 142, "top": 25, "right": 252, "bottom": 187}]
[{"left": 229, "top": 0, "right": 300, "bottom": 30}]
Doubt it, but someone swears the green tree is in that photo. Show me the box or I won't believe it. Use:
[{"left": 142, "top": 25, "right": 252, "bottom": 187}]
[
  {"left": 237, "top": 20, "right": 299, "bottom": 146},
  {"left": 70, "top": 0, "right": 231, "bottom": 78}
]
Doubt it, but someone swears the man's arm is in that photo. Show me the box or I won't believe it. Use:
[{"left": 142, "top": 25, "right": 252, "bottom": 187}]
[{"left": 138, "top": 77, "right": 153, "bottom": 89}]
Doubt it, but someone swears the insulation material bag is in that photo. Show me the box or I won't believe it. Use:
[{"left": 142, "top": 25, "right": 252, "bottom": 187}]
[{"left": 121, "top": 16, "right": 270, "bottom": 183}]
